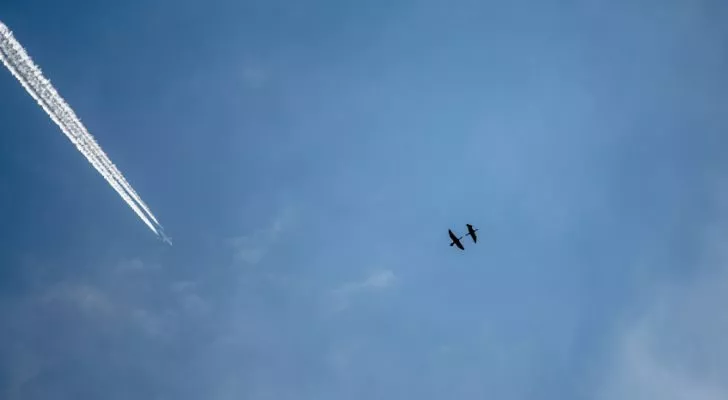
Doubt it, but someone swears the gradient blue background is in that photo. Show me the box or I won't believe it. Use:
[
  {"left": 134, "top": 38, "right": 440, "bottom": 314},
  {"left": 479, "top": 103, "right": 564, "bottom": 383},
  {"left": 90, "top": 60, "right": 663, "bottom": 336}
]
[{"left": 2, "top": 1, "right": 728, "bottom": 399}]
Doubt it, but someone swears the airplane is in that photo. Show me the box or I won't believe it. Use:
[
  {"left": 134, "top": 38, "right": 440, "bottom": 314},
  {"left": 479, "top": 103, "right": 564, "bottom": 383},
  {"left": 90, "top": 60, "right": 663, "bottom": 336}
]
[
  {"left": 449, "top": 224, "right": 479, "bottom": 250},
  {"left": 158, "top": 229, "right": 173, "bottom": 246},
  {"left": 449, "top": 229, "right": 465, "bottom": 250}
]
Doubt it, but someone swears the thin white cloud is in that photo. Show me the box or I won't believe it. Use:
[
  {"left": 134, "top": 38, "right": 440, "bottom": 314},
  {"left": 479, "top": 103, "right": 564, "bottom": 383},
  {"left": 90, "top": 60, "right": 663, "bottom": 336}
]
[
  {"left": 334, "top": 270, "right": 397, "bottom": 295},
  {"left": 4, "top": 344, "right": 43, "bottom": 400},
  {"left": 130, "top": 308, "right": 170, "bottom": 337},
  {"left": 228, "top": 206, "right": 295, "bottom": 266},
  {"left": 179, "top": 292, "right": 210, "bottom": 316},
  {"left": 595, "top": 188, "right": 728, "bottom": 400},
  {"left": 595, "top": 272, "right": 728, "bottom": 400},
  {"left": 40, "top": 282, "right": 115, "bottom": 316},
  {"left": 329, "top": 270, "right": 397, "bottom": 313},
  {"left": 34, "top": 258, "right": 209, "bottom": 337}
]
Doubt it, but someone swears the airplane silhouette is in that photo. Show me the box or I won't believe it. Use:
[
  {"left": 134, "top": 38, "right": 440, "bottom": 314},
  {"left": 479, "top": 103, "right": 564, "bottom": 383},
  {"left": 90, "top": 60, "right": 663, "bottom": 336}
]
[
  {"left": 449, "top": 224, "right": 479, "bottom": 250},
  {"left": 158, "top": 229, "right": 173, "bottom": 246}
]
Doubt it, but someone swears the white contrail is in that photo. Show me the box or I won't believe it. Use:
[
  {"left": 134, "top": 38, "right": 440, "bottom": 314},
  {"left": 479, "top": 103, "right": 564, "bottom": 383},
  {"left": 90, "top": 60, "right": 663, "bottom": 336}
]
[
  {"left": 0, "top": 37, "right": 159, "bottom": 235},
  {"left": 0, "top": 21, "right": 162, "bottom": 228},
  {"left": 17, "top": 52, "right": 161, "bottom": 227},
  {"left": 0, "top": 21, "right": 162, "bottom": 236}
]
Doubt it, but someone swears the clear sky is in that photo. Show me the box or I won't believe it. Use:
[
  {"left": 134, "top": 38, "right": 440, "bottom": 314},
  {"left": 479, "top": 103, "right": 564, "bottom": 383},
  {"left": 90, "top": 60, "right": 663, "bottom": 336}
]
[{"left": 1, "top": 0, "right": 728, "bottom": 399}]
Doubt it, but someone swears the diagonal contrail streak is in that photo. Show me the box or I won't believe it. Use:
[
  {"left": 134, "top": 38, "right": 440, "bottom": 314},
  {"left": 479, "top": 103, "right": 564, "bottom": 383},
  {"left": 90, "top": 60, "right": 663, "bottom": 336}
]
[
  {"left": 0, "top": 22, "right": 159, "bottom": 225},
  {"left": 0, "top": 21, "right": 164, "bottom": 238},
  {"left": 6, "top": 43, "right": 161, "bottom": 228},
  {"left": 0, "top": 33, "right": 159, "bottom": 234}
]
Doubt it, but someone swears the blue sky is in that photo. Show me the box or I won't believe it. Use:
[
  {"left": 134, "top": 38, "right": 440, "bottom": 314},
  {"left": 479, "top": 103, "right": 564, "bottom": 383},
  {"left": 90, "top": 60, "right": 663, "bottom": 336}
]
[{"left": 2, "top": 0, "right": 728, "bottom": 399}]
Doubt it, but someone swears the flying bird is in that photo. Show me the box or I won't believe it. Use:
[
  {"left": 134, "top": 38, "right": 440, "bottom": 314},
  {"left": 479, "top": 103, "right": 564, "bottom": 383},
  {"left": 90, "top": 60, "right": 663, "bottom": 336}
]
[
  {"left": 449, "top": 229, "right": 465, "bottom": 250},
  {"left": 466, "top": 223, "right": 478, "bottom": 243}
]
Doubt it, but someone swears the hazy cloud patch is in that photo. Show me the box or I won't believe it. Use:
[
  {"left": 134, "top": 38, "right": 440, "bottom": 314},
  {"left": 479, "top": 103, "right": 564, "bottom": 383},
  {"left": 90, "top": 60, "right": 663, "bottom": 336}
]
[
  {"left": 595, "top": 183, "right": 728, "bottom": 400},
  {"left": 228, "top": 206, "right": 295, "bottom": 266},
  {"left": 328, "top": 270, "right": 397, "bottom": 313}
]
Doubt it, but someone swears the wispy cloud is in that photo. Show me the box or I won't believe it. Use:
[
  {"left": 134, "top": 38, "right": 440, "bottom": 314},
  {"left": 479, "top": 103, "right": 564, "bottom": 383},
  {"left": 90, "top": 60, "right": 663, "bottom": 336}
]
[
  {"left": 329, "top": 270, "right": 397, "bottom": 313},
  {"left": 595, "top": 187, "right": 728, "bottom": 400},
  {"left": 334, "top": 270, "right": 397, "bottom": 294},
  {"left": 596, "top": 270, "right": 728, "bottom": 400},
  {"left": 39, "top": 282, "right": 115, "bottom": 316},
  {"left": 228, "top": 206, "right": 295, "bottom": 266},
  {"left": 27, "top": 258, "right": 206, "bottom": 336},
  {"left": 0, "top": 255, "right": 219, "bottom": 400}
]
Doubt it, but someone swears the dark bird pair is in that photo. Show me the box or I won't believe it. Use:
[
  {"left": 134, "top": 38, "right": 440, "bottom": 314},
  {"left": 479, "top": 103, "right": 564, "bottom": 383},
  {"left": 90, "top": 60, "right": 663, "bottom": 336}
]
[{"left": 448, "top": 224, "right": 478, "bottom": 250}]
